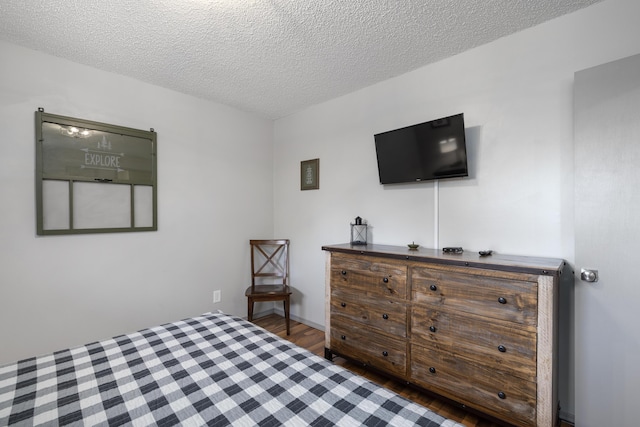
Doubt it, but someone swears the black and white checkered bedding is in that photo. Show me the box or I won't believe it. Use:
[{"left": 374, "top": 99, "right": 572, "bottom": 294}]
[{"left": 0, "top": 312, "right": 463, "bottom": 426}]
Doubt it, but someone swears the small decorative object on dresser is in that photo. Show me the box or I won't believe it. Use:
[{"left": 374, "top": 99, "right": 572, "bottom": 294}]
[
  {"left": 322, "top": 243, "right": 569, "bottom": 427},
  {"left": 349, "top": 216, "right": 367, "bottom": 245}
]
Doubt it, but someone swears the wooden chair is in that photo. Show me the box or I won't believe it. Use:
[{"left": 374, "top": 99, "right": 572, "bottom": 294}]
[{"left": 245, "top": 239, "right": 292, "bottom": 335}]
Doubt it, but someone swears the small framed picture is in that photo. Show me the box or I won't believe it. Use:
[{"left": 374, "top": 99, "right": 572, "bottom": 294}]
[{"left": 300, "top": 158, "right": 319, "bottom": 190}]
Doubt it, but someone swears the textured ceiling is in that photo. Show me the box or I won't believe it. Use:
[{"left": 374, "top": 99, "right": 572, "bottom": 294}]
[{"left": 0, "top": 0, "right": 600, "bottom": 119}]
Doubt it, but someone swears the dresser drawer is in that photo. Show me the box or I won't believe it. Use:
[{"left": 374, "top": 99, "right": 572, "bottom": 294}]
[
  {"left": 411, "top": 304, "right": 536, "bottom": 380},
  {"left": 331, "top": 288, "right": 407, "bottom": 337},
  {"left": 412, "top": 266, "right": 538, "bottom": 325},
  {"left": 331, "top": 254, "right": 407, "bottom": 298},
  {"left": 411, "top": 343, "right": 536, "bottom": 427},
  {"left": 330, "top": 321, "right": 407, "bottom": 378}
]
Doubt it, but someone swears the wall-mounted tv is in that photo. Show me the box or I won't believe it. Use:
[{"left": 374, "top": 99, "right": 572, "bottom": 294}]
[{"left": 374, "top": 113, "right": 468, "bottom": 184}]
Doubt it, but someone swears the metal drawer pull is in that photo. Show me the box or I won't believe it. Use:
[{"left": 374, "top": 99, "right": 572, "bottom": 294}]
[
  {"left": 581, "top": 268, "right": 598, "bottom": 282},
  {"left": 341, "top": 270, "right": 347, "bottom": 275},
  {"left": 383, "top": 277, "right": 389, "bottom": 283},
  {"left": 498, "top": 297, "right": 507, "bottom": 304},
  {"left": 430, "top": 284, "right": 437, "bottom": 291},
  {"left": 340, "top": 302, "right": 346, "bottom": 307},
  {"left": 341, "top": 335, "right": 346, "bottom": 340},
  {"left": 429, "top": 367, "right": 436, "bottom": 374},
  {"left": 382, "top": 351, "right": 388, "bottom": 357},
  {"left": 498, "top": 345, "right": 506, "bottom": 353},
  {"left": 498, "top": 392, "right": 506, "bottom": 399},
  {"left": 382, "top": 314, "right": 389, "bottom": 320},
  {"left": 429, "top": 326, "right": 437, "bottom": 333}
]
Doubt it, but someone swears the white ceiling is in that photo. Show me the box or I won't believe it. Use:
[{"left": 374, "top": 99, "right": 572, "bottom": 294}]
[{"left": 0, "top": 0, "right": 600, "bottom": 119}]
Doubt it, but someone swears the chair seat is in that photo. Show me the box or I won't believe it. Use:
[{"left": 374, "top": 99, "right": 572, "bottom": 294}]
[{"left": 245, "top": 285, "right": 291, "bottom": 297}]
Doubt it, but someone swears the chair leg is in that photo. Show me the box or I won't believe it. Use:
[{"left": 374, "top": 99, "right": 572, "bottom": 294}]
[
  {"left": 284, "top": 297, "right": 290, "bottom": 335},
  {"left": 247, "top": 297, "right": 254, "bottom": 322}
]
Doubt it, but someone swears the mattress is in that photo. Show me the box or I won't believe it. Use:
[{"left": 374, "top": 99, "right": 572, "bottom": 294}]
[{"left": 0, "top": 312, "right": 463, "bottom": 426}]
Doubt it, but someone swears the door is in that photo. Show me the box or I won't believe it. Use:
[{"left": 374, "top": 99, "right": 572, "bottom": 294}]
[{"left": 574, "top": 54, "right": 640, "bottom": 427}]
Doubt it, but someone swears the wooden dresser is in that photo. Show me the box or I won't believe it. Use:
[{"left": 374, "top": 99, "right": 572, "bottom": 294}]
[{"left": 322, "top": 243, "right": 567, "bottom": 427}]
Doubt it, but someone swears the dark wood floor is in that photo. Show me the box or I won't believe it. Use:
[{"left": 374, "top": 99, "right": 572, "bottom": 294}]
[{"left": 252, "top": 314, "right": 573, "bottom": 427}]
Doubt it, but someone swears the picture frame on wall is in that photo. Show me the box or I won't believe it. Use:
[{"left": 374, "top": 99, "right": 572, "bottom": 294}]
[
  {"left": 35, "top": 109, "right": 157, "bottom": 236},
  {"left": 300, "top": 158, "right": 319, "bottom": 190}
]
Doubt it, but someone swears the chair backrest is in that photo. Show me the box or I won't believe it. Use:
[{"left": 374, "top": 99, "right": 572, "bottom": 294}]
[{"left": 250, "top": 239, "right": 290, "bottom": 289}]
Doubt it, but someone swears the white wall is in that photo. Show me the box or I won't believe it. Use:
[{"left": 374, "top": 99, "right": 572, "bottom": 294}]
[
  {"left": 273, "top": 0, "right": 640, "bottom": 420},
  {"left": 0, "top": 41, "right": 274, "bottom": 364}
]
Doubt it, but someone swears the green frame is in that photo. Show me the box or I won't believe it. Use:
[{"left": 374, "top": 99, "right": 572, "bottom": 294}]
[
  {"left": 35, "top": 109, "right": 157, "bottom": 235},
  {"left": 300, "top": 158, "right": 319, "bottom": 190}
]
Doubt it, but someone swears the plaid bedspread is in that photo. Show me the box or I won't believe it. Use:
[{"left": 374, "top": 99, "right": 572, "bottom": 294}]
[{"left": 0, "top": 312, "right": 462, "bottom": 426}]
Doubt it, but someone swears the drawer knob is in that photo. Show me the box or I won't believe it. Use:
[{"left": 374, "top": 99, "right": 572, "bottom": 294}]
[
  {"left": 340, "top": 302, "right": 346, "bottom": 307},
  {"left": 429, "top": 326, "right": 437, "bottom": 333},
  {"left": 383, "top": 277, "right": 389, "bottom": 283},
  {"left": 498, "top": 297, "right": 507, "bottom": 304},
  {"left": 341, "top": 270, "right": 347, "bottom": 276},
  {"left": 498, "top": 345, "right": 506, "bottom": 353},
  {"left": 382, "top": 313, "right": 389, "bottom": 320},
  {"left": 382, "top": 351, "right": 388, "bottom": 357},
  {"left": 498, "top": 391, "right": 506, "bottom": 399},
  {"left": 429, "top": 284, "right": 437, "bottom": 291},
  {"left": 341, "top": 335, "right": 346, "bottom": 340},
  {"left": 429, "top": 367, "right": 436, "bottom": 374}
]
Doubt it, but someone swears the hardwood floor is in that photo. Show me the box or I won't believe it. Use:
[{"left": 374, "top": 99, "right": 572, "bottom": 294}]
[{"left": 252, "top": 314, "right": 573, "bottom": 427}]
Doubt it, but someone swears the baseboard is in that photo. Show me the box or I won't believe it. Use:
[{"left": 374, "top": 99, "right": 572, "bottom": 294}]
[
  {"left": 252, "top": 307, "right": 324, "bottom": 331},
  {"left": 559, "top": 410, "right": 575, "bottom": 425},
  {"left": 247, "top": 307, "right": 276, "bottom": 320},
  {"left": 283, "top": 310, "right": 324, "bottom": 331}
]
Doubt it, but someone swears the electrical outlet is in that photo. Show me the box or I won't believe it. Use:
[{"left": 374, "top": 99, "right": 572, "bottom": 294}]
[{"left": 213, "top": 290, "right": 221, "bottom": 303}]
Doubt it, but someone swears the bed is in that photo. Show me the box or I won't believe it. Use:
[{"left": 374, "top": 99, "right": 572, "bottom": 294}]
[{"left": 0, "top": 312, "right": 463, "bottom": 426}]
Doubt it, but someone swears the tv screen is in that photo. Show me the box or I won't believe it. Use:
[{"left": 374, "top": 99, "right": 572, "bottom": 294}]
[{"left": 374, "top": 113, "right": 468, "bottom": 184}]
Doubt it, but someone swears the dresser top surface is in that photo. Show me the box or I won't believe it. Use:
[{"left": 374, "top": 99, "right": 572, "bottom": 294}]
[{"left": 322, "top": 243, "right": 566, "bottom": 276}]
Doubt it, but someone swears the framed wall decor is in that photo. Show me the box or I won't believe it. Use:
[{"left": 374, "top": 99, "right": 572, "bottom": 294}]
[
  {"left": 300, "top": 158, "right": 319, "bottom": 190},
  {"left": 35, "top": 108, "right": 157, "bottom": 235}
]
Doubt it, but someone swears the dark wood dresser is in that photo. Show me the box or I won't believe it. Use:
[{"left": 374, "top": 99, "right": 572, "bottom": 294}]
[{"left": 322, "top": 243, "right": 567, "bottom": 427}]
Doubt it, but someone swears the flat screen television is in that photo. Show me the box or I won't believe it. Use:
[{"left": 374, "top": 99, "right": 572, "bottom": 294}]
[{"left": 374, "top": 113, "right": 468, "bottom": 184}]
